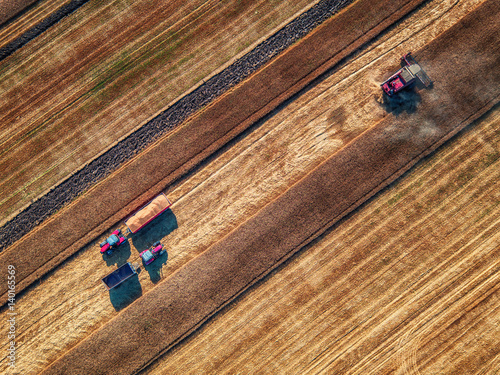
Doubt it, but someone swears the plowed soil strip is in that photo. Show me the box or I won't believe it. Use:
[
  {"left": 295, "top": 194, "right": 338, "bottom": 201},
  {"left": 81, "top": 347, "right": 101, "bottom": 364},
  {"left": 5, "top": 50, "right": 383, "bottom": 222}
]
[
  {"left": 41, "top": 1, "right": 500, "bottom": 374},
  {"left": 0, "top": 0, "right": 89, "bottom": 61},
  {"left": 0, "top": 0, "right": 428, "bottom": 304}
]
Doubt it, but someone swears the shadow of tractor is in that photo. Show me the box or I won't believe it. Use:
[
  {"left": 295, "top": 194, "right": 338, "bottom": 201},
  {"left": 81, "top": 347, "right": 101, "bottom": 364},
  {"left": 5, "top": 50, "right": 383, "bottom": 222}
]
[
  {"left": 142, "top": 250, "right": 169, "bottom": 284},
  {"left": 103, "top": 241, "right": 132, "bottom": 268},
  {"left": 130, "top": 209, "right": 177, "bottom": 283}
]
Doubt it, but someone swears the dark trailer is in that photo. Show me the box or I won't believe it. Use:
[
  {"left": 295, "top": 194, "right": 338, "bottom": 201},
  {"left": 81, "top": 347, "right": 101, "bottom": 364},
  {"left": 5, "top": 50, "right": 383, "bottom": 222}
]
[{"left": 101, "top": 262, "right": 137, "bottom": 290}]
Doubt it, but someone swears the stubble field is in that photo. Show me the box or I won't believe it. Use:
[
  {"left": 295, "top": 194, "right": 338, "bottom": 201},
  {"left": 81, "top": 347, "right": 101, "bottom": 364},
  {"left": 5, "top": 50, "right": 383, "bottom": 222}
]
[
  {"left": 0, "top": 0, "right": 499, "bottom": 374},
  {"left": 0, "top": 0, "right": 321, "bottom": 225}
]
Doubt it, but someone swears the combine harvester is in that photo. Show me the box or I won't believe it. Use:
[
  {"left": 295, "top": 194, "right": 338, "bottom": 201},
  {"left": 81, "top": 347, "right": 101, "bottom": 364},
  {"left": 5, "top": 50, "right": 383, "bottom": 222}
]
[{"left": 381, "top": 52, "right": 432, "bottom": 97}]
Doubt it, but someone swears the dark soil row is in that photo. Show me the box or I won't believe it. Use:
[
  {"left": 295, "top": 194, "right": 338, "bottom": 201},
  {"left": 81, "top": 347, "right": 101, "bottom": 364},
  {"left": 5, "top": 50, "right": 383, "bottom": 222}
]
[
  {"left": 0, "top": 0, "right": 90, "bottom": 61},
  {"left": 41, "top": 1, "right": 500, "bottom": 372},
  {"left": 0, "top": 0, "right": 354, "bottom": 251}
]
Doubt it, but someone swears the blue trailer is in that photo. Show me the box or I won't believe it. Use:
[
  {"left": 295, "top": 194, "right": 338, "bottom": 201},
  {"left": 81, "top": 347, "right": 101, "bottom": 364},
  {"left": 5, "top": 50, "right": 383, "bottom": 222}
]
[{"left": 101, "top": 262, "right": 137, "bottom": 290}]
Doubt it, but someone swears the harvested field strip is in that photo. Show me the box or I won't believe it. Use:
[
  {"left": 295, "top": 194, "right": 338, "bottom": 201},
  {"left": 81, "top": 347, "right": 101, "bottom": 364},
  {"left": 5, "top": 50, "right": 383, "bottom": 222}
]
[
  {"left": 0, "top": 0, "right": 478, "bottom": 370},
  {"left": 41, "top": 2, "right": 500, "bottom": 373},
  {"left": 0, "top": 0, "right": 425, "bottom": 304},
  {"left": 0, "top": 0, "right": 351, "bottom": 238},
  {"left": 0, "top": 0, "right": 89, "bottom": 61},
  {"left": 151, "top": 108, "right": 500, "bottom": 374},
  {"left": 0, "top": 1, "right": 65, "bottom": 45},
  {"left": 0, "top": 1, "right": 213, "bottom": 143}
]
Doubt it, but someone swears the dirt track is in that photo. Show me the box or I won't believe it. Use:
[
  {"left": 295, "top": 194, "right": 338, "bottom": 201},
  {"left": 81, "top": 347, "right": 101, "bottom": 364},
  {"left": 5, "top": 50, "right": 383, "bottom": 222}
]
[
  {"left": 38, "top": 1, "right": 500, "bottom": 373},
  {"left": 0, "top": 0, "right": 424, "bottom": 305}
]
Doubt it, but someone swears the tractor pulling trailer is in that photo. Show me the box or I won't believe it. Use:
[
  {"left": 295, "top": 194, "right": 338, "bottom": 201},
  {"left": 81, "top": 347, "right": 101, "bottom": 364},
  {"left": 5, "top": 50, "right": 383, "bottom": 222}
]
[
  {"left": 99, "top": 193, "right": 172, "bottom": 256},
  {"left": 100, "top": 194, "right": 172, "bottom": 288}
]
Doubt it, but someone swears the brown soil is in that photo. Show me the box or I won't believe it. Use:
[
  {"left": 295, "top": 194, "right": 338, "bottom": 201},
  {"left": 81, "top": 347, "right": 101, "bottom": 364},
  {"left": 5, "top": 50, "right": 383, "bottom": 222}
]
[
  {"left": 0, "top": 0, "right": 428, "bottom": 305},
  {"left": 39, "top": 1, "right": 500, "bottom": 373}
]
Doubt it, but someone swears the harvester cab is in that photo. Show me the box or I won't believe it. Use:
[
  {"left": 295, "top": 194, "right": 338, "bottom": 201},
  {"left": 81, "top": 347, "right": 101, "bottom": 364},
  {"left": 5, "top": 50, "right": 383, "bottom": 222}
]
[{"left": 381, "top": 52, "right": 432, "bottom": 97}]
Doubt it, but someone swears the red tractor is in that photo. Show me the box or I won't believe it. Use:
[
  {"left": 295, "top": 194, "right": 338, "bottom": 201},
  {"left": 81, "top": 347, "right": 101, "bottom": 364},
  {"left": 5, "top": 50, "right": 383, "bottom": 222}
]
[
  {"left": 139, "top": 241, "right": 166, "bottom": 265},
  {"left": 381, "top": 52, "right": 432, "bottom": 97},
  {"left": 100, "top": 229, "right": 127, "bottom": 256}
]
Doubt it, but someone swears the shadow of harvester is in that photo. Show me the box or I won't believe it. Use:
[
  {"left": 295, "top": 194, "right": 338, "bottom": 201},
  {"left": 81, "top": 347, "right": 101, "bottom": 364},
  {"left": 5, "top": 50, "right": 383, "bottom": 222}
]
[{"left": 379, "top": 89, "right": 422, "bottom": 115}]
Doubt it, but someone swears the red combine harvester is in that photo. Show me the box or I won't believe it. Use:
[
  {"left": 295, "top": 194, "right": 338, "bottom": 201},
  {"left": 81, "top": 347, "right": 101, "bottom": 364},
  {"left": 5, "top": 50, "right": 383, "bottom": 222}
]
[
  {"left": 139, "top": 241, "right": 166, "bottom": 265},
  {"left": 100, "top": 229, "right": 127, "bottom": 256},
  {"left": 381, "top": 52, "right": 432, "bottom": 97}
]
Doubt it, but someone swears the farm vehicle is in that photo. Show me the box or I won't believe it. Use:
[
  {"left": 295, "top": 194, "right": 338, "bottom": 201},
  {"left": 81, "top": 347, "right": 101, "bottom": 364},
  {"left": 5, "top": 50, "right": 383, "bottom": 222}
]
[
  {"left": 100, "top": 229, "right": 126, "bottom": 256},
  {"left": 381, "top": 52, "right": 432, "bottom": 97},
  {"left": 99, "top": 193, "right": 172, "bottom": 257},
  {"left": 101, "top": 262, "right": 137, "bottom": 290},
  {"left": 139, "top": 241, "right": 166, "bottom": 265},
  {"left": 100, "top": 193, "right": 173, "bottom": 296},
  {"left": 124, "top": 193, "right": 172, "bottom": 234}
]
